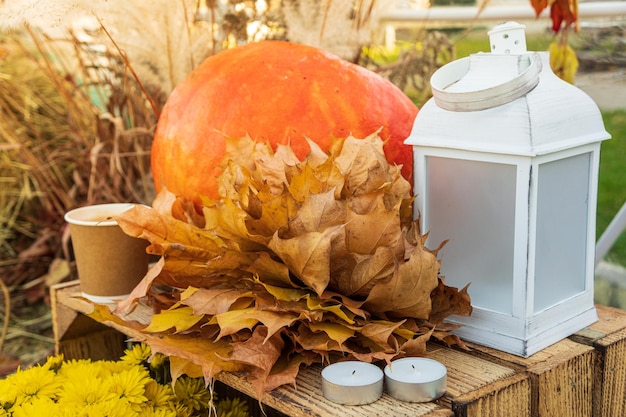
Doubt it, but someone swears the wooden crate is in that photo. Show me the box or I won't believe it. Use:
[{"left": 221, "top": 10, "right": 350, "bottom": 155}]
[
  {"left": 50, "top": 281, "right": 127, "bottom": 361},
  {"left": 51, "top": 281, "right": 534, "bottom": 417},
  {"left": 466, "top": 335, "right": 595, "bottom": 417},
  {"left": 570, "top": 304, "right": 626, "bottom": 417}
]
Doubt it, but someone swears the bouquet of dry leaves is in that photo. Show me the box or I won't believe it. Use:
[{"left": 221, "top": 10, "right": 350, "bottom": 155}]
[{"left": 114, "top": 132, "right": 471, "bottom": 398}]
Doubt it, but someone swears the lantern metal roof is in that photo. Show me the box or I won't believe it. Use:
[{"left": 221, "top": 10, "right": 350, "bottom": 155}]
[{"left": 406, "top": 22, "right": 610, "bottom": 155}]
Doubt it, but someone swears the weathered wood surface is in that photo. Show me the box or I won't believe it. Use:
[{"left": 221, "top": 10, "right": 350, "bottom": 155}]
[
  {"left": 570, "top": 305, "right": 626, "bottom": 417},
  {"left": 50, "top": 281, "right": 126, "bottom": 361},
  {"left": 466, "top": 335, "right": 595, "bottom": 417},
  {"left": 52, "top": 282, "right": 626, "bottom": 417}
]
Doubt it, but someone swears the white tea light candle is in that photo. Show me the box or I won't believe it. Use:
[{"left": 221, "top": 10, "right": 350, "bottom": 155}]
[
  {"left": 321, "top": 361, "right": 383, "bottom": 405},
  {"left": 384, "top": 357, "right": 447, "bottom": 402}
]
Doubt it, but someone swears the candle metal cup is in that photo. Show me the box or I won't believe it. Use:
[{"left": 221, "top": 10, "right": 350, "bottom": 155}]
[
  {"left": 384, "top": 357, "right": 447, "bottom": 402},
  {"left": 65, "top": 203, "right": 149, "bottom": 304},
  {"left": 321, "top": 361, "right": 383, "bottom": 405}
]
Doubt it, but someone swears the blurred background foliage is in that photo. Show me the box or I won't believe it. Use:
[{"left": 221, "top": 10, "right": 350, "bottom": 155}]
[
  {"left": 0, "top": 0, "right": 457, "bottom": 301},
  {"left": 0, "top": 0, "right": 624, "bottom": 368}
]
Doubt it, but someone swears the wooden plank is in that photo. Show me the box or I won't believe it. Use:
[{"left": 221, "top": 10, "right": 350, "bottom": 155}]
[
  {"left": 570, "top": 305, "right": 626, "bottom": 343},
  {"left": 51, "top": 281, "right": 127, "bottom": 361},
  {"left": 465, "top": 337, "right": 595, "bottom": 417},
  {"left": 219, "top": 365, "right": 451, "bottom": 417},
  {"left": 570, "top": 305, "right": 626, "bottom": 417},
  {"left": 426, "top": 346, "right": 530, "bottom": 417},
  {"left": 51, "top": 283, "right": 529, "bottom": 417},
  {"left": 451, "top": 373, "right": 530, "bottom": 417},
  {"left": 217, "top": 344, "right": 526, "bottom": 417},
  {"left": 527, "top": 342, "right": 594, "bottom": 417},
  {"left": 56, "top": 326, "right": 127, "bottom": 361},
  {"left": 593, "top": 329, "right": 626, "bottom": 417}
]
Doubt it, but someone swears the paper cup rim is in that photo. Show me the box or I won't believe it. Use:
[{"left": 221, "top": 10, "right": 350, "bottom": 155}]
[
  {"left": 64, "top": 203, "right": 138, "bottom": 226},
  {"left": 82, "top": 292, "right": 130, "bottom": 304}
]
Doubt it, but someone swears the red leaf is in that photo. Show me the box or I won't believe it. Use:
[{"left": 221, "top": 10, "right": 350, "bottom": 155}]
[{"left": 549, "top": 0, "right": 578, "bottom": 33}]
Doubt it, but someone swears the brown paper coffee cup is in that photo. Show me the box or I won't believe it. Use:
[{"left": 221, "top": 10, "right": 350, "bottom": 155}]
[{"left": 64, "top": 203, "right": 149, "bottom": 304}]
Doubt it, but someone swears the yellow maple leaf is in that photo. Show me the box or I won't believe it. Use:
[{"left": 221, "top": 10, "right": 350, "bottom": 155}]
[
  {"left": 143, "top": 306, "right": 204, "bottom": 333},
  {"left": 305, "top": 294, "right": 355, "bottom": 324},
  {"left": 308, "top": 321, "right": 356, "bottom": 346},
  {"left": 549, "top": 41, "right": 579, "bottom": 84},
  {"left": 210, "top": 307, "right": 299, "bottom": 342},
  {"left": 247, "top": 252, "right": 299, "bottom": 288}
]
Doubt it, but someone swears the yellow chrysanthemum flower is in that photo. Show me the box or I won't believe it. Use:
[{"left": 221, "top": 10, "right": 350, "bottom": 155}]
[
  {"left": 136, "top": 407, "right": 177, "bottom": 417},
  {"left": 5, "top": 365, "right": 61, "bottom": 406},
  {"left": 168, "top": 402, "right": 193, "bottom": 417},
  {"left": 43, "top": 354, "right": 64, "bottom": 373},
  {"left": 216, "top": 396, "right": 250, "bottom": 417},
  {"left": 121, "top": 344, "right": 152, "bottom": 367},
  {"left": 0, "top": 346, "right": 234, "bottom": 417},
  {"left": 143, "top": 380, "right": 174, "bottom": 409},
  {"left": 10, "top": 396, "right": 58, "bottom": 417},
  {"left": 108, "top": 366, "right": 151, "bottom": 405},
  {"left": 173, "top": 376, "right": 212, "bottom": 412},
  {"left": 102, "top": 359, "right": 137, "bottom": 375},
  {"left": 0, "top": 377, "right": 17, "bottom": 406},
  {"left": 88, "top": 398, "right": 140, "bottom": 417},
  {"left": 149, "top": 352, "right": 167, "bottom": 369},
  {"left": 57, "top": 377, "right": 116, "bottom": 408},
  {"left": 56, "top": 358, "right": 105, "bottom": 382}
]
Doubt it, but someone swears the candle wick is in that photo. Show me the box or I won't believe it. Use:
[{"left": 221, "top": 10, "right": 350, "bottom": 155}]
[
  {"left": 412, "top": 364, "right": 415, "bottom": 369},
  {"left": 352, "top": 370, "right": 356, "bottom": 375}
]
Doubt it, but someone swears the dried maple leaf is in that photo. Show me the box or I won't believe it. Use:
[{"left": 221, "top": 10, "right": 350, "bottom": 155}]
[
  {"left": 143, "top": 306, "right": 204, "bottom": 333},
  {"left": 115, "top": 132, "right": 472, "bottom": 397},
  {"left": 269, "top": 225, "right": 344, "bottom": 296},
  {"left": 263, "top": 352, "right": 317, "bottom": 392},
  {"left": 344, "top": 197, "right": 403, "bottom": 254},
  {"left": 143, "top": 333, "right": 244, "bottom": 383},
  {"left": 308, "top": 321, "right": 356, "bottom": 346},
  {"left": 428, "top": 278, "right": 473, "bottom": 325},
  {"left": 363, "top": 242, "right": 439, "bottom": 319},
  {"left": 179, "top": 287, "right": 255, "bottom": 316},
  {"left": 225, "top": 327, "right": 285, "bottom": 399},
  {"left": 211, "top": 307, "right": 299, "bottom": 342},
  {"left": 281, "top": 189, "right": 345, "bottom": 238}
]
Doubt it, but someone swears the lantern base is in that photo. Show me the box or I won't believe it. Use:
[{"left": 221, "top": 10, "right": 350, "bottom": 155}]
[{"left": 447, "top": 302, "right": 598, "bottom": 357}]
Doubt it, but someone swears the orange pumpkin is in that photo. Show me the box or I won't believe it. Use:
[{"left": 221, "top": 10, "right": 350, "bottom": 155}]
[{"left": 151, "top": 40, "right": 418, "bottom": 203}]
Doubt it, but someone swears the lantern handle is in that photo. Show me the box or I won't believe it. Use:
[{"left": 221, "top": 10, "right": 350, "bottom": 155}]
[{"left": 430, "top": 52, "right": 542, "bottom": 112}]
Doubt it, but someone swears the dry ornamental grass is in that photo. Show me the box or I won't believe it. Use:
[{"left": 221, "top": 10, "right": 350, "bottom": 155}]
[
  {"left": 0, "top": 0, "right": 455, "bottom": 373},
  {"left": 0, "top": 27, "right": 158, "bottom": 371}
]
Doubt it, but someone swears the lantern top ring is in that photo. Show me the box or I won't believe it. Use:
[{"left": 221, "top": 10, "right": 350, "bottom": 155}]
[{"left": 430, "top": 52, "right": 542, "bottom": 112}]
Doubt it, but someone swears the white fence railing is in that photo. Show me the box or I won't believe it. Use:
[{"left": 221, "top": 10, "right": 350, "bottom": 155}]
[
  {"left": 380, "top": 2, "right": 626, "bottom": 25},
  {"left": 597, "top": 203, "right": 626, "bottom": 266}
]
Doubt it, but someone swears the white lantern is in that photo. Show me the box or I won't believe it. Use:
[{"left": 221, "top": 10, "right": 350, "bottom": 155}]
[{"left": 405, "top": 22, "right": 611, "bottom": 357}]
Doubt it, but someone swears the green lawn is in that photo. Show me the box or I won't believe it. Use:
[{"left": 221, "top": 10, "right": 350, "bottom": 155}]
[
  {"left": 597, "top": 110, "right": 626, "bottom": 266},
  {"left": 451, "top": 26, "right": 555, "bottom": 58}
]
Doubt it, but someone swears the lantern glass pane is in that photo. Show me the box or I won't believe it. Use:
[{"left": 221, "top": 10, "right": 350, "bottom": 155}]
[
  {"left": 534, "top": 153, "right": 591, "bottom": 313},
  {"left": 425, "top": 156, "right": 517, "bottom": 314}
]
